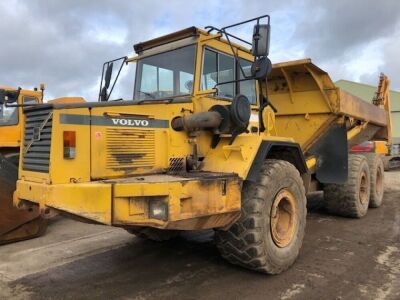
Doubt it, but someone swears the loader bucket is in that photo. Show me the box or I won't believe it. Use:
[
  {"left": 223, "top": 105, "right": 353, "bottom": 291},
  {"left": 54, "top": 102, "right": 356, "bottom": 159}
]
[{"left": 0, "top": 154, "right": 47, "bottom": 245}]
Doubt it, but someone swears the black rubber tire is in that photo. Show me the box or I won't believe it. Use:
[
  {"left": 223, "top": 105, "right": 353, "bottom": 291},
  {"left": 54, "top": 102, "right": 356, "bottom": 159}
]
[
  {"left": 324, "top": 154, "right": 370, "bottom": 218},
  {"left": 215, "top": 160, "right": 307, "bottom": 274},
  {"left": 126, "top": 227, "right": 179, "bottom": 241},
  {"left": 362, "top": 153, "right": 385, "bottom": 208}
]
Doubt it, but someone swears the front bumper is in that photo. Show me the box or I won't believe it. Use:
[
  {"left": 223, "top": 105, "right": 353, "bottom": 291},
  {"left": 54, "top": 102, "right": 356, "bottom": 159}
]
[{"left": 15, "top": 173, "right": 241, "bottom": 230}]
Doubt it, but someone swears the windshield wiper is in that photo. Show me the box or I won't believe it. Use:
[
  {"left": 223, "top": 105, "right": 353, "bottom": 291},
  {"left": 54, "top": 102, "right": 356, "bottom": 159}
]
[
  {"left": 136, "top": 98, "right": 175, "bottom": 104},
  {"left": 138, "top": 91, "right": 156, "bottom": 99}
]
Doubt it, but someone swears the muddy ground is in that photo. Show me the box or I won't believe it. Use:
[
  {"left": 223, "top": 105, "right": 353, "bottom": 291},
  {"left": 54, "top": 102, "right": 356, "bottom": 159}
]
[{"left": 0, "top": 171, "right": 399, "bottom": 300}]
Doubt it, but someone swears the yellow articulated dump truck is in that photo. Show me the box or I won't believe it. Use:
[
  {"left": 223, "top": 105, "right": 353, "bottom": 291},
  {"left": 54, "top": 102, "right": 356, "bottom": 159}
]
[
  {"left": 0, "top": 85, "right": 84, "bottom": 245},
  {"left": 14, "top": 15, "right": 391, "bottom": 274}
]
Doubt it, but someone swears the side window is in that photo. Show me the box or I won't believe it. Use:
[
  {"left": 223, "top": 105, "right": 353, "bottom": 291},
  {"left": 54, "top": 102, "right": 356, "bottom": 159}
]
[
  {"left": 238, "top": 59, "right": 257, "bottom": 104},
  {"left": 201, "top": 48, "right": 256, "bottom": 104},
  {"left": 201, "top": 49, "right": 217, "bottom": 90},
  {"left": 218, "top": 54, "right": 234, "bottom": 98},
  {"left": 201, "top": 49, "right": 234, "bottom": 99}
]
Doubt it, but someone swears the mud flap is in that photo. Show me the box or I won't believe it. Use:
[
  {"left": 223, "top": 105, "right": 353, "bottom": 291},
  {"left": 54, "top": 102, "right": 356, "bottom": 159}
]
[
  {"left": 0, "top": 153, "right": 47, "bottom": 245},
  {"left": 308, "top": 124, "right": 348, "bottom": 184}
]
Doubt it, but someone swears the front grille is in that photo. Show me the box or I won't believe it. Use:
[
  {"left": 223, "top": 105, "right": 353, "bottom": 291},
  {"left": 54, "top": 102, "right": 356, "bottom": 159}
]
[
  {"left": 106, "top": 128, "right": 155, "bottom": 171},
  {"left": 23, "top": 107, "right": 53, "bottom": 172}
]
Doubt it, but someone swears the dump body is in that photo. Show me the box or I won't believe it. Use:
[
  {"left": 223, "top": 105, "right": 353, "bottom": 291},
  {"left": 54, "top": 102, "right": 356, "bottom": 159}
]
[{"left": 268, "top": 60, "right": 389, "bottom": 153}]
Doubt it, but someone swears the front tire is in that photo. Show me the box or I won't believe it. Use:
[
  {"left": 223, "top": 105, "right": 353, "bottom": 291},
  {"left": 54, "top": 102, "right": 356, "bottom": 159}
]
[{"left": 215, "top": 160, "right": 307, "bottom": 274}]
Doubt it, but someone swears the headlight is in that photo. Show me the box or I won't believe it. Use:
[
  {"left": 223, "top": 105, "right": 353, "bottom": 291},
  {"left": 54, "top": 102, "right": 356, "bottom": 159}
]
[{"left": 148, "top": 198, "right": 168, "bottom": 221}]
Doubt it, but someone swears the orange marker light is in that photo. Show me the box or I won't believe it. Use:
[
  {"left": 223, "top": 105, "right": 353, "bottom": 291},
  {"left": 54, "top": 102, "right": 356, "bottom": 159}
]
[{"left": 63, "top": 131, "right": 76, "bottom": 159}]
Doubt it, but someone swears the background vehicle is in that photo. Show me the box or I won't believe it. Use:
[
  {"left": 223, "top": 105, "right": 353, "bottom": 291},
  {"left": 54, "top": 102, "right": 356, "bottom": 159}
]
[
  {"left": 14, "top": 16, "right": 391, "bottom": 273},
  {"left": 0, "top": 86, "right": 84, "bottom": 245},
  {"left": 337, "top": 74, "right": 400, "bottom": 170},
  {"left": 0, "top": 86, "right": 47, "bottom": 244}
]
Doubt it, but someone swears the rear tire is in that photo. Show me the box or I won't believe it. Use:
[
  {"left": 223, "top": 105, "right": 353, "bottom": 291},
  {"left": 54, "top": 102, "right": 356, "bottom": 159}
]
[
  {"left": 126, "top": 227, "right": 179, "bottom": 241},
  {"left": 215, "top": 160, "right": 307, "bottom": 274},
  {"left": 324, "top": 154, "right": 370, "bottom": 218},
  {"left": 362, "top": 153, "right": 385, "bottom": 208}
]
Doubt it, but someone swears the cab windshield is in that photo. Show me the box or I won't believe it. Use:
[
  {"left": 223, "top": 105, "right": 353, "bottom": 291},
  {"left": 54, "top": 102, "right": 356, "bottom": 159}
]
[
  {"left": 134, "top": 45, "right": 196, "bottom": 101},
  {"left": 0, "top": 91, "right": 19, "bottom": 126},
  {"left": 0, "top": 105, "right": 18, "bottom": 126}
]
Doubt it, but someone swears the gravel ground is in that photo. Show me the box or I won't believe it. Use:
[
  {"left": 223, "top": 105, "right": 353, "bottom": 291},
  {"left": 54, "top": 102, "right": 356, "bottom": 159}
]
[{"left": 0, "top": 171, "right": 399, "bottom": 300}]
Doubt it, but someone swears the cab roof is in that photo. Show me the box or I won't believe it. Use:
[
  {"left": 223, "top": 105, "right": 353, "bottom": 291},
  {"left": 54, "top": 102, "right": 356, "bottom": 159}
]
[{"left": 133, "top": 26, "right": 252, "bottom": 55}]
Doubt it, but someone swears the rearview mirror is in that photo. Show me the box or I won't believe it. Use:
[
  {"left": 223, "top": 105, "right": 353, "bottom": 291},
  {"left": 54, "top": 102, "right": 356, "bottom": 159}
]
[
  {"left": 104, "top": 62, "right": 113, "bottom": 89},
  {"left": 100, "top": 62, "right": 114, "bottom": 101},
  {"left": 252, "top": 24, "right": 270, "bottom": 57}
]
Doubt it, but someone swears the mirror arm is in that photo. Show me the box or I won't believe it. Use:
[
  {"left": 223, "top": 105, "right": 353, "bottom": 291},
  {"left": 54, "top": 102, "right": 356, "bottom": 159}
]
[
  {"left": 221, "top": 29, "right": 254, "bottom": 80},
  {"left": 15, "top": 87, "right": 22, "bottom": 103},
  {"left": 107, "top": 56, "right": 127, "bottom": 101},
  {"left": 98, "top": 63, "right": 106, "bottom": 101},
  {"left": 98, "top": 56, "right": 127, "bottom": 102}
]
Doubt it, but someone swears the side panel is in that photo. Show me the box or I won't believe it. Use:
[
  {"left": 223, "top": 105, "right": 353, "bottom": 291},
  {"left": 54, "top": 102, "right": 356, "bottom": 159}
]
[
  {"left": 50, "top": 109, "right": 91, "bottom": 184},
  {"left": 201, "top": 135, "right": 263, "bottom": 179}
]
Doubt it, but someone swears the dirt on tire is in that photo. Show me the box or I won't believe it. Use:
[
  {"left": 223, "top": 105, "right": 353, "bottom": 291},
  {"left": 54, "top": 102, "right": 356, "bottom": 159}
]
[
  {"left": 324, "top": 154, "right": 370, "bottom": 218},
  {"left": 362, "top": 153, "right": 385, "bottom": 208},
  {"left": 215, "top": 159, "right": 307, "bottom": 274}
]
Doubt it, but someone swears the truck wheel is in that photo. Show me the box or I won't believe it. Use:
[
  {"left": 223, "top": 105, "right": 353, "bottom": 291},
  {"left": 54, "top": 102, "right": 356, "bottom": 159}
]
[
  {"left": 362, "top": 153, "right": 385, "bottom": 208},
  {"left": 215, "top": 160, "right": 307, "bottom": 274},
  {"left": 324, "top": 154, "right": 370, "bottom": 218},
  {"left": 126, "top": 227, "right": 179, "bottom": 241}
]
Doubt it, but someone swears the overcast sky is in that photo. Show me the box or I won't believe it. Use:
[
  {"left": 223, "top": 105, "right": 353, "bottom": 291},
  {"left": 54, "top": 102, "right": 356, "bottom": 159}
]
[{"left": 1, "top": 0, "right": 399, "bottom": 101}]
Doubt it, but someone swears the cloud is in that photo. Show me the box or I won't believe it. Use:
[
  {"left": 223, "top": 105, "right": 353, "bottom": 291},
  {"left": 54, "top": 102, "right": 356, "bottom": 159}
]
[
  {"left": 0, "top": 0, "right": 399, "bottom": 102},
  {"left": 292, "top": 0, "right": 400, "bottom": 88}
]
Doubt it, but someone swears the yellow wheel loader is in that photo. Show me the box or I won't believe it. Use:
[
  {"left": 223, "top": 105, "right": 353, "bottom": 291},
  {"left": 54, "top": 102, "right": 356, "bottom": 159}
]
[
  {"left": 0, "top": 86, "right": 84, "bottom": 245},
  {"left": 14, "top": 15, "right": 392, "bottom": 273},
  {"left": 0, "top": 86, "right": 48, "bottom": 244}
]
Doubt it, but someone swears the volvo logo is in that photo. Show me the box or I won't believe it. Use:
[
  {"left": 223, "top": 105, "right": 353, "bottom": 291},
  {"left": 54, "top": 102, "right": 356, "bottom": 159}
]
[{"left": 111, "top": 118, "right": 149, "bottom": 127}]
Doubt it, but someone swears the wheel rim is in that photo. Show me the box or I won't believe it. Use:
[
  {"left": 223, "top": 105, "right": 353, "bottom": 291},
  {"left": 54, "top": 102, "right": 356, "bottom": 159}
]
[
  {"left": 359, "top": 171, "right": 369, "bottom": 205},
  {"left": 376, "top": 166, "right": 383, "bottom": 198},
  {"left": 270, "top": 189, "right": 297, "bottom": 248}
]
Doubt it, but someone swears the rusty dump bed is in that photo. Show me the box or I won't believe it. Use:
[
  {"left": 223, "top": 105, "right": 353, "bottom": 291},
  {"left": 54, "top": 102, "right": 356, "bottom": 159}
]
[{"left": 268, "top": 59, "right": 390, "bottom": 152}]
